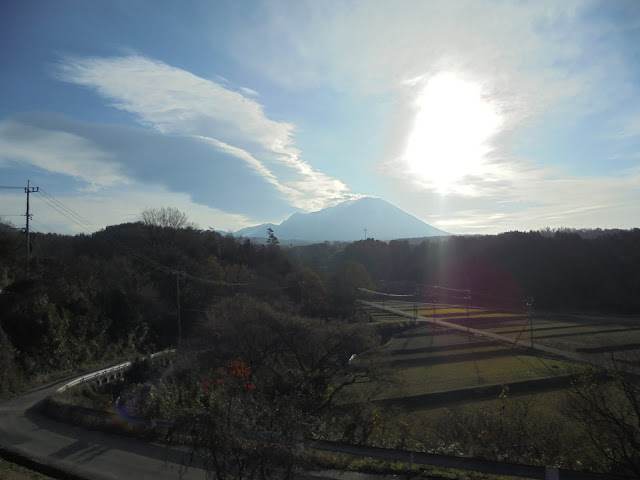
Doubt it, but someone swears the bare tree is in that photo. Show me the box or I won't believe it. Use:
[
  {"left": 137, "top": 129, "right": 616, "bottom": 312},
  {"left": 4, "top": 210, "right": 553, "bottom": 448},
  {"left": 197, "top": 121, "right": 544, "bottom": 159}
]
[
  {"left": 141, "top": 206, "right": 197, "bottom": 229},
  {"left": 565, "top": 361, "right": 640, "bottom": 476}
]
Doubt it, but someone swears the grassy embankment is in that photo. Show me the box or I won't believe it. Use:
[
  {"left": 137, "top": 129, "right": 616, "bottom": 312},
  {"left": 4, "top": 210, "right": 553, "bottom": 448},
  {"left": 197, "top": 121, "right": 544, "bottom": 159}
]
[{"left": 0, "top": 458, "right": 57, "bottom": 480}]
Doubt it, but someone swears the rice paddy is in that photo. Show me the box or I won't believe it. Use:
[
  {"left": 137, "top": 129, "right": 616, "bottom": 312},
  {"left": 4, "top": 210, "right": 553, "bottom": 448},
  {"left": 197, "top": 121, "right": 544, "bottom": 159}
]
[{"left": 358, "top": 298, "right": 640, "bottom": 410}]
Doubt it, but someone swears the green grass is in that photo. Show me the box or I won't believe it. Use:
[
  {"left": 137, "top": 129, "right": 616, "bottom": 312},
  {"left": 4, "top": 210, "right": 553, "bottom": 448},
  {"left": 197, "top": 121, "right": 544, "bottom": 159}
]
[
  {"left": 389, "top": 344, "right": 511, "bottom": 362},
  {"left": 401, "top": 387, "right": 571, "bottom": 429},
  {"left": 484, "top": 321, "right": 577, "bottom": 334},
  {"left": 361, "top": 301, "right": 640, "bottom": 420},
  {"left": 0, "top": 458, "right": 56, "bottom": 480},
  {"left": 541, "top": 329, "right": 640, "bottom": 350},
  {"left": 379, "top": 354, "right": 573, "bottom": 399},
  {"left": 385, "top": 331, "right": 487, "bottom": 350}
]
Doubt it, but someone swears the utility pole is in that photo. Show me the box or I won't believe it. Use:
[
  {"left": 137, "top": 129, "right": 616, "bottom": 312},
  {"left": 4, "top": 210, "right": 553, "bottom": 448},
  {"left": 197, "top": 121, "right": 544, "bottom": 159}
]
[
  {"left": 24, "top": 180, "right": 39, "bottom": 278},
  {"left": 465, "top": 289, "right": 472, "bottom": 336},
  {"left": 364, "top": 227, "right": 367, "bottom": 240},
  {"left": 175, "top": 270, "right": 185, "bottom": 349},
  {"left": 527, "top": 297, "right": 535, "bottom": 348},
  {"left": 431, "top": 287, "right": 437, "bottom": 323},
  {"left": 514, "top": 296, "right": 535, "bottom": 351}
]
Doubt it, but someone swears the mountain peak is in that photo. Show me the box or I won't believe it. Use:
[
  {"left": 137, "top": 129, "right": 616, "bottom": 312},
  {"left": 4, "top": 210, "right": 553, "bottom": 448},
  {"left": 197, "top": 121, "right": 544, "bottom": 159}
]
[{"left": 234, "top": 197, "right": 449, "bottom": 243}]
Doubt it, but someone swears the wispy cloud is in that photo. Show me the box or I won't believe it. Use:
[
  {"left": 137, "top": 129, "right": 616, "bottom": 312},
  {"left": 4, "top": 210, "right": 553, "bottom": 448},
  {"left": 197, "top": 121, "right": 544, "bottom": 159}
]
[
  {"left": 234, "top": 1, "right": 597, "bottom": 111},
  {"left": 0, "top": 114, "right": 294, "bottom": 219},
  {"left": 0, "top": 120, "right": 127, "bottom": 188},
  {"left": 615, "top": 114, "right": 640, "bottom": 139},
  {"left": 55, "top": 54, "right": 354, "bottom": 212},
  {"left": 239, "top": 86, "right": 259, "bottom": 97},
  {"left": 57, "top": 55, "right": 295, "bottom": 153},
  {"left": 400, "top": 169, "right": 640, "bottom": 234},
  {"left": 230, "top": 1, "right": 638, "bottom": 201}
]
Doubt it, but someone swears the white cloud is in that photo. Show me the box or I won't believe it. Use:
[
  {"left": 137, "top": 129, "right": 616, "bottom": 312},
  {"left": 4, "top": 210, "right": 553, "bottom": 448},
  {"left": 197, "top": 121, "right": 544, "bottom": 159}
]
[
  {"left": 56, "top": 54, "right": 354, "bottom": 212},
  {"left": 194, "top": 135, "right": 285, "bottom": 190},
  {"left": 615, "top": 115, "right": 640, "bottom": 139},
  {"left": 228, "top": 1, "right": 638, "bottom": 200},
  {"left": 0, "top": 192, "right": 25, "bottom": 226},
  {"left": 233, "top": 1, "right": 596, "bottom": 111},
  {"left": 239, "top": 86, "right": 259, "bottom": 97},
  {"left": 4, "top": 185, "right": 254, "bottom": 235},
  {"left": 58, "top": 55, "right": 296, "bottom": 154},
  {"left": 400, "top": 169, "right": 640, "bottom": 234},
  {"left": 0, "top": 120, "right": 127, "bottom": 188}
]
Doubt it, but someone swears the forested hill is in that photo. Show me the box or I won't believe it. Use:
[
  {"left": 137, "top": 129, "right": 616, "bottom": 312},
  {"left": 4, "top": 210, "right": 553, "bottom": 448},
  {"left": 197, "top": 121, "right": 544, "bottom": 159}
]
[
  {"left": 289, "top": 229, "right": 640, "bottom": 313},
  {"left": 0, "top": 221, "right": 298, "bottom": 395},
  {"left": 1, "top": 220, "right": 639, "bottom": 397}
]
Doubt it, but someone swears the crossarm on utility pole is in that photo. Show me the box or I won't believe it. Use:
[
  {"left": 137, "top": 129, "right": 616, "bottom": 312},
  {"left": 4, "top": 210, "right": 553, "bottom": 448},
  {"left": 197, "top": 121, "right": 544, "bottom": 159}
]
[{"left": 24, "top": 180, "right": 39, "bottom": 277}]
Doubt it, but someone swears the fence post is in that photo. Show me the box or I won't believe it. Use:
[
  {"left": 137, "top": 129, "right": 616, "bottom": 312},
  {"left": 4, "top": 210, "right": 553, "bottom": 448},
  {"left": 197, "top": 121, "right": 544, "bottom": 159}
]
[{"left": 407, "top": 451, "right": 413, "bottom": 472}]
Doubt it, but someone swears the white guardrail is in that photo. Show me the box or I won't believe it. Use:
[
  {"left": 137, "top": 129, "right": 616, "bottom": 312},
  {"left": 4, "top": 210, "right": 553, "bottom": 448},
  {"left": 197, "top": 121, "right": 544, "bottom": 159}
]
[
  {"left": 49, "top": 348, "right": 629, "bottom": 480},
  {"left": 56, "top": 350, "right": 175, "bottom": 393}
]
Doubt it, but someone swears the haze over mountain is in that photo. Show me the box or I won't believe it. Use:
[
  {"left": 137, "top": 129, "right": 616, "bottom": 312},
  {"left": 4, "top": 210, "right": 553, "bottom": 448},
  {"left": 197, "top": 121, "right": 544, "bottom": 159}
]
[{"left": 234, "top": 197, "right": 449, "bottom": 243}]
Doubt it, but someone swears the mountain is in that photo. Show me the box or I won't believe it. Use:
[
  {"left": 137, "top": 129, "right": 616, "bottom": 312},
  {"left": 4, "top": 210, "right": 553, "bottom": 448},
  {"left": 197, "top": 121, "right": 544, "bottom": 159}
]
[
  {"left": 233, "top": 197, "right": 449, "bottom": 243},
  {"left": 231, "top": 223, "right": 279, "bottom": 239}
]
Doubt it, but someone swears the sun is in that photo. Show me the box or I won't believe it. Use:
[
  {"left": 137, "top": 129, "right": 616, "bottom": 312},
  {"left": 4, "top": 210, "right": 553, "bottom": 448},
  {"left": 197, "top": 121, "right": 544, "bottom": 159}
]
[{"left": 404, "top": 73, "right": 502, "bottom": 193}]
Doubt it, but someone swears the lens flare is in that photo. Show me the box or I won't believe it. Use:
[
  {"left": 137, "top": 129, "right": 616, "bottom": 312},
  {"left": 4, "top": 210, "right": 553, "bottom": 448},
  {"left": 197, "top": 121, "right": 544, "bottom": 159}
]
[{"left": 404, "top": 73, "right": 503, "bottom": 194}]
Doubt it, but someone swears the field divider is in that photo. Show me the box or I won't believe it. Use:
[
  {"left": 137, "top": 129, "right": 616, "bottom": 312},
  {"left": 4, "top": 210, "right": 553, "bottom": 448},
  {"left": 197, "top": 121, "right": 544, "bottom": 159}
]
[
  {"left": 371, "top": 373, "right": 583, "bottom": 409},
  {"left": 359, "top": 300, "right": 589, "bottom": 364}
]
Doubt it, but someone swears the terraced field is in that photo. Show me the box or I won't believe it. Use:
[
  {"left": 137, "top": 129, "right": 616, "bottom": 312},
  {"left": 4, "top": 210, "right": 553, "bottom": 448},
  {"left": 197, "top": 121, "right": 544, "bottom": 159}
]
[
  {"left": 374, "top": 300, "right": 640, "bottom": 357},
  {"left": 358, "top": 299, "right": 640, "bottom": 410}
]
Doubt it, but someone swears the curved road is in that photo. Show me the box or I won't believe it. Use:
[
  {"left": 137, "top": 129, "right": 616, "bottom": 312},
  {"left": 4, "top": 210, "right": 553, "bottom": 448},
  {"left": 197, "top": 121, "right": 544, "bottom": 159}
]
[
  {"left": 0, "top": 376, "right": 207, "bottom": 480},
  {"left": 0, "top": 365, "right": 623, "bottom": 480}
]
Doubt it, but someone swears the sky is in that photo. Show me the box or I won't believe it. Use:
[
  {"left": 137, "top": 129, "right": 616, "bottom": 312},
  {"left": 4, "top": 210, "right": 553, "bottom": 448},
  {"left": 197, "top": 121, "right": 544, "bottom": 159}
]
[{"left": 1, "top": 0, "right": 640, "bottom": 235}]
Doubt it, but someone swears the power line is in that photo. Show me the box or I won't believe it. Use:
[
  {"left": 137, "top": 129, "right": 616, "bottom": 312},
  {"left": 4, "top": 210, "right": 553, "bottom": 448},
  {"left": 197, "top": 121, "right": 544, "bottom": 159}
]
[
  {"left": 33, "top": 194, "right": 89, "bottom": 231},
  {"left": 418, "top": 284, "right": 470, "bottom": 294},
  {"left": 38, "top": 189, "right": 103, "bottom": 232},
  {"left": 183, "top": 272, "right": 253, "bottom": 286},
  {"left": 362, "top": 282, "right": 527, "bottom": 308},
  {"left": 358, "top": 288, "right": 416, "bottom": 298},
  {"left": 416, "top": 283, "right": 524, "bottom": 303},
  {"left": 33, "top": 189, "right": 254, "bottom": 285},
  {"left": 29, "top": 218, "right": 61, "bottom": 234},
  {"left": 34, "top": 192, "right": 175, "bottom": 274}
]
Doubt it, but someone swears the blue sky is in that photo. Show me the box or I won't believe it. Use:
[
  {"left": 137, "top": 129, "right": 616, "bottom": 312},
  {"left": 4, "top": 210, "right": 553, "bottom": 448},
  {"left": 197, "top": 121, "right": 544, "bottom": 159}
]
[{"left": 1, "top": 0, "right": 639, "bottom": 235}]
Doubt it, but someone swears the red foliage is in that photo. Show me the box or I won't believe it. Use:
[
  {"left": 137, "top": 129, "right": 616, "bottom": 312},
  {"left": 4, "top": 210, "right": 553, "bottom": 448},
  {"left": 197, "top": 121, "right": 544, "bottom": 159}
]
[
  {"left": 204, "top": 360, "right": 254, "bottom": 394},
  {"left": 226, "top": 360, "right": 252, "bottom": 378}
]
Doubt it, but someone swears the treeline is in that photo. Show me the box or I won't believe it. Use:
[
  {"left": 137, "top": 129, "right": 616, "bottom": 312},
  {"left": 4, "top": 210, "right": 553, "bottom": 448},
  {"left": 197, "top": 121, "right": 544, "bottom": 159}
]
[
  {"left": 289, "top": 229, "right": 640, "bottom": 312},
  {"left": 0, "top": 220, "right": 372, "bottom": 395},
  {"left": 2, "top": 220, "right": 639, "bottom": 396}
]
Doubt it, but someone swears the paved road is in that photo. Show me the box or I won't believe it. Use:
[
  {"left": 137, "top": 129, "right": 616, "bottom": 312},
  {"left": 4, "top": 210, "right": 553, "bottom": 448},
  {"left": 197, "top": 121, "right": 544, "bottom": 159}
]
[
  {"left": 0, "top": 378, "right": 207, "bottom": 480},
  {"left": 0, "top": 375, "right": 429, "bottom": 480},
  {"left": 1, "top": 363, "right": 626, "bottom": 480}
]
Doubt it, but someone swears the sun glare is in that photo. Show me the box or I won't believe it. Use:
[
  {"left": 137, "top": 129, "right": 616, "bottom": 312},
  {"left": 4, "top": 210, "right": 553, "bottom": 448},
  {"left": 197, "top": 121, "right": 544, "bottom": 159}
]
[{"left": 405, "top": 73, "right": 502, "bottom": 193}]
